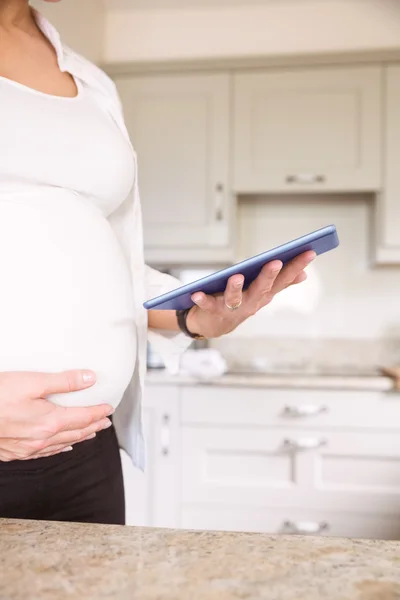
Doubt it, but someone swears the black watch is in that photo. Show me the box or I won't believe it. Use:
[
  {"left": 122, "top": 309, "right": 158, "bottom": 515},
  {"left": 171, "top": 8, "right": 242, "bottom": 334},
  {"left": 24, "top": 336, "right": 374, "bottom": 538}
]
[{"left": 176, "top": 309, "right": 205, "bottom": 340}]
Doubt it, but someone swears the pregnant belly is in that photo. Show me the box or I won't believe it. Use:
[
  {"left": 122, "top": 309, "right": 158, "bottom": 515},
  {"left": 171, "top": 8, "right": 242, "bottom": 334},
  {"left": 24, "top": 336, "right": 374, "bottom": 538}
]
[{"left": 0, "top": 190, "right": 136, "bottom": 408}]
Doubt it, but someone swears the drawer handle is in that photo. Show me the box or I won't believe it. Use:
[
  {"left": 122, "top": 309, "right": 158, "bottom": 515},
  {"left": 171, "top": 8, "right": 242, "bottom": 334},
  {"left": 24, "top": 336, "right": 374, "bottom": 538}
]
[
  {"left": 286, "top": 174, "right": 326, "bottom": 184},
  {"left": 161, "top": 414, "right": 170, "bottom": 456},
  {"left": 283, "top": 520, "right": 329, "bottom": 535},
  {"left": 283, "top": 437, "right": 327, "bottom": 450},
  {"left": 215, "top": 183, "right": 224, "bottom": 221},
  {"left": 283, "top": 405, "right": 328, "bottom": 418}
]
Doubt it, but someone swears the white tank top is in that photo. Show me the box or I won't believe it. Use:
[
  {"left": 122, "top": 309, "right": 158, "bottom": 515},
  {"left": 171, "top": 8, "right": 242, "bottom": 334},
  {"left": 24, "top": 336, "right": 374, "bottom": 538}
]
[{"left": 0, "top": 75, "right": 137, "bottom": 408}]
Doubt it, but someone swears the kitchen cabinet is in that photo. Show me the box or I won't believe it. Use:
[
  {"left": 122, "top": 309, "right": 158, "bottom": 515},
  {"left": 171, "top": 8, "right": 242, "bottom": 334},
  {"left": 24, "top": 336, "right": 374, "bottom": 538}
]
[
  {"left": 179, "top": 384, "right": 400, "bottom": 539},
  {"left": 114, "top": 73, "right": 233, "bottom": 265},
  {"left": 375, "top": 65, "right": 400, "bottom": 264},
  {"left": 122, "top": 384, "right": 180, "bottom": 528},
  {"left": 125, "top": 380, "right": 400, "bottom": 539},
  {"left": 110, "top": 58, "right": 400, "bottom": 264},
  {"left": 233, "top": 66, "right": 382, "bottom": 193}
]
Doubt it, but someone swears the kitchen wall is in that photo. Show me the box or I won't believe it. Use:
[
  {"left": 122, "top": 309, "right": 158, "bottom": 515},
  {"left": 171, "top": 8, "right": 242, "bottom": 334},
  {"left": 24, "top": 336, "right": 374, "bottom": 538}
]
[
  {"left": 104, "top": 0, "right": 400, "bottom": 63},
  {"left": 31, "top": 0, "right": 105, "bottom": 64},
  {"left": 228, "top": 195, "right": 400, "bottom": 341}
]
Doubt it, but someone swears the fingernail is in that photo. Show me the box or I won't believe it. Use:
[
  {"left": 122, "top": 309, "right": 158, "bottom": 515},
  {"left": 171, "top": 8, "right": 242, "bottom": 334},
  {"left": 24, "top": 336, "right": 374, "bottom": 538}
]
[
  {"left": 62, "top": 446, "right": 73, "bottom": 453},
  {"left": 82, "top": 371, "right": 96, "bottom": 385},
  {"left": 192, "top": 294, "right": 203, "bottom": 305},
  {"left": 103, "top": 419, "right": 112, "bottom": 429},
  {"left": 86, "top": 433, "right": 96, "bottom": 440},
  {"left": 107, "top": 407, "right": 115, "bottom": 416},
  {"left": 234, "top": 279, "right": 244, "bottom": 288}
]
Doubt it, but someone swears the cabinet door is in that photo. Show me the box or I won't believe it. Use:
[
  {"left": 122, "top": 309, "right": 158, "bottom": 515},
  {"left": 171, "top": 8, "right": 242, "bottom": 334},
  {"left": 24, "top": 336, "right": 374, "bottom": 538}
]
[
  {"left": 114, "top": 74, "right": 232, "bottom": 264},
  {"left": 181, "top": 426, "right": 311, "bottom": 507},
  {"left": 181, "top": 426, "right": 400, "bottom": 514},
  {"left": 233, "top": 66, "right": 381, "bottom": 193},
  {"left": 376, "top": 65, "right": 400, "bottom": 264},
  {"left": 122, "top": 384, "right": 180, "bottom": 528}
]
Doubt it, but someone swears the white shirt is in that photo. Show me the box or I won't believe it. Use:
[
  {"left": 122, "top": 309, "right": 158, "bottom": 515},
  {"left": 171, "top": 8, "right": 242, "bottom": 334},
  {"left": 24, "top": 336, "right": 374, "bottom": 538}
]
[
  {"left": 0, "top": 11, "right": 191, "bottom": 470},
  {"left": 0, "top": 72, "right": 137, "bottom": 409}
]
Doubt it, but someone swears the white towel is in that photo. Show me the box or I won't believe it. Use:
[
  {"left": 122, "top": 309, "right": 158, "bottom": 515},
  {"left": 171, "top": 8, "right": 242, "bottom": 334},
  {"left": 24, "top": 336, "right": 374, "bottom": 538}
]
[{"left": 180, "top": 348, "right": 228, "bottom": 380}]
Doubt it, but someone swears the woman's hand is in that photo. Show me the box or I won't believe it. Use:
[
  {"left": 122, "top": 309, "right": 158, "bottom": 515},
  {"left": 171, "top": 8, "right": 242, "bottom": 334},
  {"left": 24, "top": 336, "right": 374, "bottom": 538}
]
[
  {"left": 186, "top": 251, "right": 315, "bottom": 339},
  {"left": 0, "top": 370, "right": 114, "bottom": 462}
]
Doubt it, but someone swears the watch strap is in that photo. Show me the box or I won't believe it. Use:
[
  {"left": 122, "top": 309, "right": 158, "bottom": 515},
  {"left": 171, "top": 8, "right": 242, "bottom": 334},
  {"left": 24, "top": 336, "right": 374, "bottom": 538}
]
[{"left": 176, "top": 309, "right": 205, "bottom": 340}]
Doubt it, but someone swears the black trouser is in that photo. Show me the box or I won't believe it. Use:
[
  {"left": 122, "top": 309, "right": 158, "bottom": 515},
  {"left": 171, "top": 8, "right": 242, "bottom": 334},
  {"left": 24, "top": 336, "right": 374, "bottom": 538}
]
[{"left": 0, "top": 422, "right": 125, "bottom": 525}]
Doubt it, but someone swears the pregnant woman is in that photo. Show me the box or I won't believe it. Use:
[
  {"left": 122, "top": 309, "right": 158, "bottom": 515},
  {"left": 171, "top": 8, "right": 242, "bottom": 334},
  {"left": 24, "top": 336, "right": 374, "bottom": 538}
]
[{"left": 0, "top": 0, "right": 315, "bottom": 525}]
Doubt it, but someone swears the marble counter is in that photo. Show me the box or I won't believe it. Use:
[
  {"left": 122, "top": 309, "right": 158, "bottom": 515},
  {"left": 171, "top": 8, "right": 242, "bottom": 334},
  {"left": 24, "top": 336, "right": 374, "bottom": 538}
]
[
  {"left": 146, "top": 369, "right": 394, "bottom": 392},
  {"left": 1, "top": 519, "right": 400, "bottom": 600}
]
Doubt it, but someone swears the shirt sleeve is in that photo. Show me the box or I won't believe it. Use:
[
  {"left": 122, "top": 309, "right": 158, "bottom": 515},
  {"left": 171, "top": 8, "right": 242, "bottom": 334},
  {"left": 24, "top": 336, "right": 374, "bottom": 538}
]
[
  {"left": 104, "top": 78, "right": 192, "bottom": 374},
  {"left": 145, "top": 265, "right": 193, "bottom": 373},
  {"left": 107, "top": 187, "right": 192, "bottom": 376}
]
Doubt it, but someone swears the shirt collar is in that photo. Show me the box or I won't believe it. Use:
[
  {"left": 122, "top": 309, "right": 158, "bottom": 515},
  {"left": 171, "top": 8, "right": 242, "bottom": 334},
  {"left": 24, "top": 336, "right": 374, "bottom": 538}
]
[
  {"left": 29, "top": 7, "right": 131, "bottom": 141},
  {"left": 31, "top": 8, "right": 65, "bottom": 70},
  {"left": 30, "top": 8, "right": 102, "bottom": 90}
]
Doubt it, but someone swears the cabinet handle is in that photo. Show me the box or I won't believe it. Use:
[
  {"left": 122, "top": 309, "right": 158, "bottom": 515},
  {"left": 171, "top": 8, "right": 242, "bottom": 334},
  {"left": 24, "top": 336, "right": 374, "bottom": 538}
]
[
  {"left": 283, "top": 521, "right": 329, "bottom": 535},
  {"left": 160, "top": 414, "right": 170, "bottom": 456},
  {"left": 283, "top": 405, "right": 328, "bottom": 418},
  {"left": 286, "top": 174, "right": 326, "bottom": 184},
  {"left": 283, "top": 437, "right": 327, "bottom": 450},
  {"left": 215, "top": 183, "right": 224, "bottom": 221}
]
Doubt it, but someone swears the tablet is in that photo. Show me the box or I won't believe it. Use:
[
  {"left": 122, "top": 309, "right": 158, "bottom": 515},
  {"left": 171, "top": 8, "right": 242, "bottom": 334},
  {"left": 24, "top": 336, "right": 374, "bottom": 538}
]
[{"left": 143, "top": 224, "right": 339, "bottom": 311}]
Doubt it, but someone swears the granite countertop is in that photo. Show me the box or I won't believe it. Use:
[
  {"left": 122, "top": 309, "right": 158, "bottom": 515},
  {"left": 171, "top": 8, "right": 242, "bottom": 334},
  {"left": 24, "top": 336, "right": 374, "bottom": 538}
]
[
  {"left": 146, "top": 369, "right": 394, "bottom": 392},
  {"left": 1, "top": 519, "right": 400, "bottom": 600}
]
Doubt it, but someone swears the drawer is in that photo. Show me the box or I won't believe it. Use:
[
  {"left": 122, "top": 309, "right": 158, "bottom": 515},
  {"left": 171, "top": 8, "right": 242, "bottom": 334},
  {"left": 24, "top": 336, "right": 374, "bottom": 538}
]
[
  {"left": 181, "top": 426, "right": 400, "bottom": 514},
  {"left": 181, "top": 505, "right": 400, "bottom": 540},
  {"left": 181, "top": 386, "right": 400, "bottom": 430}
]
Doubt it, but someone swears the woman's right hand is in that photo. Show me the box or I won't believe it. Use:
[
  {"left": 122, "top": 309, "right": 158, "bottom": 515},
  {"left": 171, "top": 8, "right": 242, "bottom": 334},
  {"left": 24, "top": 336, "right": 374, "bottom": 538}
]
[{"left": 0, "top": 370, "right": 114, "bottom": 462}]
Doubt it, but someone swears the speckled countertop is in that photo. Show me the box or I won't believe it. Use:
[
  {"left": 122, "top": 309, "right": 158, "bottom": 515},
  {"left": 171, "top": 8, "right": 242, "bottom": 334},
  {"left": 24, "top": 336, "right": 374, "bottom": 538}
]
[
  {"left": 146, "top": 369, "right": 394, "bottom": 392},
  {"left": 1, "top": 519, "right": 400, "bottom": 600}
]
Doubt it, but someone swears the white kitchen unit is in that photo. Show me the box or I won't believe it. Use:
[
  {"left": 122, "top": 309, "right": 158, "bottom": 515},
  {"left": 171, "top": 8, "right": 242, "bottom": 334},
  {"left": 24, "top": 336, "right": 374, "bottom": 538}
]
[
  {"left": 110, "top": 57, "right": 400, "bottom": 264},
  {"left": 233, "top": 66, "right": 382, "bottom": 194},
  {"left": 114, "top": 73, "right": 233, "bottom": 265},
  {"left": 126, "top": 378, "right": 400, "bottom": 540},
  {"left": 122, "top": 384, "right": 180, "bottom": 528},
  {"left": 180, "top": 385, "right": 400, "bottom": 540},
  {"left": 375, "top": 65, "right": 400, "bottom": 264}
]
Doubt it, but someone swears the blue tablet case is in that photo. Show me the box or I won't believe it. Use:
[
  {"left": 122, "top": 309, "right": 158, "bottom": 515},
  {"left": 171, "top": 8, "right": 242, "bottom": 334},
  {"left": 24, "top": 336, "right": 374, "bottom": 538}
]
[{"left": 144, "top": 224, "right": 339, "bottom": 311}]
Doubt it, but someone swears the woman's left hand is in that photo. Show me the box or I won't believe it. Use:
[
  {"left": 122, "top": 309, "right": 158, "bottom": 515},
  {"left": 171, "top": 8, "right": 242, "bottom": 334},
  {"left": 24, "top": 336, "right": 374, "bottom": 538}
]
[{"left": 186, "top": 251, "right": 316, "bottom": 339}]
